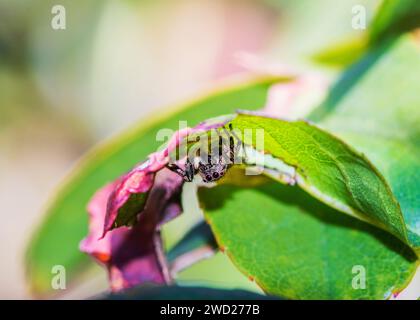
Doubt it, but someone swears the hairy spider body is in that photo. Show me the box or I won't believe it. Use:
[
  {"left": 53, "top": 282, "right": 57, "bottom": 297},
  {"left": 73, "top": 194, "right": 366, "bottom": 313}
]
[{"left": 166, "top": 124, "right": 243, "bottom": 183}]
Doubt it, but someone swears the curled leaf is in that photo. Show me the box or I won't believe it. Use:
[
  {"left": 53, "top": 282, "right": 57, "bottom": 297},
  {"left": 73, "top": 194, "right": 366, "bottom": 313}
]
[
  {"left": 80, "top": 169, "right": 183, "bottom": 291},
  {"left": 103, "top": 127, "right": 193, "bottom": 234},
  {"left": 81, "top": 118, "right": 231, "bottom": 291},
  {"left": 230, "top": 113, "right": 410, "bottom": 247}
]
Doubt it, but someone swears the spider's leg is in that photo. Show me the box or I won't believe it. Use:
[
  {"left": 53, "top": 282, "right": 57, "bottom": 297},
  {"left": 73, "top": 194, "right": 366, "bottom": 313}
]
[
  {"left": 184, "top": 157, "right": 197, "bottom": 182},
  {"left": 215, "top": 128, "right": 231, "bottom": 164},
  {"left": 227, "top": 123, "right": 249, "bottom": 164},
  {"left": 228, "top": 132, "right": 235, "bottom": 164},
  {"left": 221, "top": 125, "right": 242, "bottom": 165},
  {"left": 218, "top": 131, "right": 225, "bottom": 163},
  {"left": 225, "top": 123, "right": 243, "bottom": 150},
  {"left": 220, "top": 126, "right": 235, "bottom": 164},
  {"left": 166, "top": 163, "right": 185, "bottom": 177},
  {"left": 166, "top": 159, "right": 196, "bottom": 182}
]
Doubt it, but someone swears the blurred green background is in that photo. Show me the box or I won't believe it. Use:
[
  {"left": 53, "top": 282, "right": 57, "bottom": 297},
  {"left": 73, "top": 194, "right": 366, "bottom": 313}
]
[{"left": 0, "top": 0, "right": 380, "bottom": 298}]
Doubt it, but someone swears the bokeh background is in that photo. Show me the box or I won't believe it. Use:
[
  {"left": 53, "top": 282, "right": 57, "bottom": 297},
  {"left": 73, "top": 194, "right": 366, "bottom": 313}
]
[{"left": 0, "top": 0, "right": 380, "bottom": 299}]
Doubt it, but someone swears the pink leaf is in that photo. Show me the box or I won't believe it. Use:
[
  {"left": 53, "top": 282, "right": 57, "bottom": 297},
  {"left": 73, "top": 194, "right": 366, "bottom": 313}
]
[
  {"left": 103, "top": 127, "right": 193, "bottom": 236},
  {"left": 80, "top": 169, "right": 182, "bottom": 291},
  {"left": 80, "top": 119, "right": 229, "bottom": 291}
]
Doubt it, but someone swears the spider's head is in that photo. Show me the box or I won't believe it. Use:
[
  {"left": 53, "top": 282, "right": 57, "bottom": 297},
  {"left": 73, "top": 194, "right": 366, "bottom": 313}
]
[{"left": 198, "top": 163, "right": 227, "bottom": 183}]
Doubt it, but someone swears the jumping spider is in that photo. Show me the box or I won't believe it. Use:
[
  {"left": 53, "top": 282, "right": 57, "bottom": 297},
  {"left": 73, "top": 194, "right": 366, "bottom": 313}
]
[{"left": 166, "top": 123, "right": 244, "bottom": 183}]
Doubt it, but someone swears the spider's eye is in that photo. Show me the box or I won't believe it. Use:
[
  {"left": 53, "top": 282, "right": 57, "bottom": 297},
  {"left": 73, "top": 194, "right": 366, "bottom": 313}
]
[
  {"left": 206, "top": 175, "right": 212, "bottom": 181},
  {"left": 212, "top": 172, "right": 219, "bottom": 179}
]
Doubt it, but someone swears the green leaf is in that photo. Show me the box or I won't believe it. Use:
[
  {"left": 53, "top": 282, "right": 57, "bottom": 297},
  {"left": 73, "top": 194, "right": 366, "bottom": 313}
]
[
  {"left": 198, "top": 173, "right": 417, "bottom": 299},
  {"left": 167, "top": 221, "right": 217, "bottom": 264},
  {"left": 314, "top": 35, "right": 420, "bottom": 251},
  {"left": 100, "top": 284, "right": 278, "bottom": 300},
  {"left": 231, "top": 113, "right": 410, "bottom": 247},
  {"left": 311, "top": 35, "right": 368, "bottom": 68},
  {"left": 313, "top": 0, "right": 420, "bottom": 68},
  {"left": 25, "top": 77, "right": 281, "bottom": 296},
  {"left": 370, "top": 0, "right": 420, "bottom": 44},
  {"left": 115, "top": 192, "right": 149, "bottom": 228}
]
